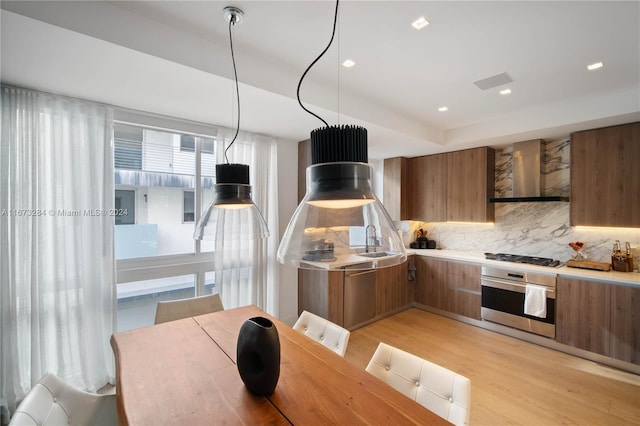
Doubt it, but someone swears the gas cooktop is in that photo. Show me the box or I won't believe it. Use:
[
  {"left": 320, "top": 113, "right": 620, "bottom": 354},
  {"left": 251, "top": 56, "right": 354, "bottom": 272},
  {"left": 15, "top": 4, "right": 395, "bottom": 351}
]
[{"left": 484, "top": 253, "right": 562, "bottom": 268}]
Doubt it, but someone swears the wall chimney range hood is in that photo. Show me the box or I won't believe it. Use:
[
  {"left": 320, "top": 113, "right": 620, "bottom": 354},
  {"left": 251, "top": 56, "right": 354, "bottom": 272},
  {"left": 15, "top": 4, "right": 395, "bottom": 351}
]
[{"left": 489, "top": 139, "right": 569, "bottom": 203}]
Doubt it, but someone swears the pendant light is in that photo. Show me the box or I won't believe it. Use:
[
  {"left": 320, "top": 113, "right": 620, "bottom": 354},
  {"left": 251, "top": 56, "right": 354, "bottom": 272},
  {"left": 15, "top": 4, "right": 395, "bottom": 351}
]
[
  {"left": 277, "top": 0, "right": 405, "bottom": 270},
  {"left": 194, "top": 6, "right": 269, "bottom": 241}
]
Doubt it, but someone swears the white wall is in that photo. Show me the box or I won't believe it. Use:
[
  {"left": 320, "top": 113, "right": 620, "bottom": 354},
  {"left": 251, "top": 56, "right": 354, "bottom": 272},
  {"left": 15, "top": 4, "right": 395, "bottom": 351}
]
[{"left": 276, "top": 139, "right": 300, "bottom": 325}]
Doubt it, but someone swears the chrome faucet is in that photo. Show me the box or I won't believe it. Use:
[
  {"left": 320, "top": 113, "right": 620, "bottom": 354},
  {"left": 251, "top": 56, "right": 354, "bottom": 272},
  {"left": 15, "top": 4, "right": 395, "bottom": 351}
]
[{"left": 365, "top": 225, "right": 377, "bottom": 253}]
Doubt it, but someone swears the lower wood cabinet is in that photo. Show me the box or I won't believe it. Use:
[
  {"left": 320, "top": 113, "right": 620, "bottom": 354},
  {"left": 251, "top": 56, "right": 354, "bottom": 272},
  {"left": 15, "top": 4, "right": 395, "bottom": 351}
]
[
  {"left": 415, "top": 256, "right": 481, "bottom": 320},
  {"left": 297, "top": 269, "right": 344, "bottom": 326},
  {"left": 610, "top": 284, "right": 640, "bottom": 364},
  {"left": 556, "top": 277, "right": 611, "bottom": 356},
  {"left": 298, "top": 258, "right": 414, "bottom": 328},
  {"left": 556, "top": 277, "right": 640, "bottom": 364},
  {"left": 376, "top": 256, "right": 414, "bottom": 317}
]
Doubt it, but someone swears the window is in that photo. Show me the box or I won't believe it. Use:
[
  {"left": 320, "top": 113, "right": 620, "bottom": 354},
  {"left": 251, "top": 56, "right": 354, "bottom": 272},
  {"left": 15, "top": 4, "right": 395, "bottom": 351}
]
[
  {"left": 115, "top": 190, "right": 135, "bottom": 225},
  {"left": 180, "top": 134, "right": 215, "bottom": 154},
  {"left": 183, "top": 190, "right": 194, "bottom": 223},
  {"left": 114, "top": 120, "right": 217, "bottom": 330},
  {"left": 114, "top": 124, "right": 142, "bottom": 170}
]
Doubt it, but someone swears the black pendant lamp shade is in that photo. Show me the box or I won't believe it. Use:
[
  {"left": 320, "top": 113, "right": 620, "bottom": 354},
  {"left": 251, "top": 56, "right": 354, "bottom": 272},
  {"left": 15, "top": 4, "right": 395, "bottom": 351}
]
[
  {"left": 214, "top": 163, "right": 252, "bottom": 207},
  {"left": 194, "top": 163, "right": 269, "bottom": 241},
  {"left": 277, "top": 125, "right": 406, "bottom": 270}
]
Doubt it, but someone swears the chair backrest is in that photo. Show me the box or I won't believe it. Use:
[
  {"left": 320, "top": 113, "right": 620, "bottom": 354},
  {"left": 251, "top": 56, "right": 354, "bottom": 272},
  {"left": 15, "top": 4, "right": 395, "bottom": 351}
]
[
  {"left": 292, "top": 310, "right": 351, "bottom": 357},
  {"left": 9, "top": 372, "right": 116, "bottom": 426},
  {"left": 154, "top": 293, "right": 224, "bottom": 324},
  {"left": 365, "top": 342, "right": 471, "bottom": 426}
]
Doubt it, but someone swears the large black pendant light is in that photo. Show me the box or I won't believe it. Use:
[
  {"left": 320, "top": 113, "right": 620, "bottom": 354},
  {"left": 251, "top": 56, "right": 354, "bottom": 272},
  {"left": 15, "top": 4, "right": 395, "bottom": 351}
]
[
  {"left": 277, "top": 0, "right": 405, "bottom": 270},
  {"left": 194, "top": 6, "right": 269, "bottom": 241}
]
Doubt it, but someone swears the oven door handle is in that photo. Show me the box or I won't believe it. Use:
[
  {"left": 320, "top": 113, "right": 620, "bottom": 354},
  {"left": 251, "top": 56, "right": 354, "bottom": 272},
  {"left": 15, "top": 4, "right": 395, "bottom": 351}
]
[{"left": 481, "top": 277, "right": 555, "bottom": 296}]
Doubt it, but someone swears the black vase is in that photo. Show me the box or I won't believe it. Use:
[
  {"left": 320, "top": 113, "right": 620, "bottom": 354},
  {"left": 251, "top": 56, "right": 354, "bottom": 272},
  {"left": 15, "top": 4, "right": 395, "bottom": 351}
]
[{"left": 236, "top": 316, "right": 281, "bottom": 396}]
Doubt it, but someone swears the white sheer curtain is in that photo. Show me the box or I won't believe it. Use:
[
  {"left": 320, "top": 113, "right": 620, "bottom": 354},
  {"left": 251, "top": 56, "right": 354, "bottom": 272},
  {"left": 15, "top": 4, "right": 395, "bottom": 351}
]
[
  {"left": 214, "top": 129, "right": 279, "bottom": 316},
  {"left": 0, "top": 86, "right": 115, "bottom": 423}
]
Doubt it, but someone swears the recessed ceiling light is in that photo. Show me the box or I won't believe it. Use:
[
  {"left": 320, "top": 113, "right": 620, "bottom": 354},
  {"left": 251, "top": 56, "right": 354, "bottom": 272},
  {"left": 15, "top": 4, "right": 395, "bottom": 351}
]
[
  {"left": 500, "top": 89, "right": 512, "bottom": 95},
  {"left": 412, "top": 17, "right": 430, "bottom": 30},
  {"left": 438, "top": 106, "right": 448, "bottom": 112},
  {"left": 587, "top": 62, "right": 604, "bottom": 71},
  {"left": 342, "top": 59, "right": 356, "bottom": 68}
]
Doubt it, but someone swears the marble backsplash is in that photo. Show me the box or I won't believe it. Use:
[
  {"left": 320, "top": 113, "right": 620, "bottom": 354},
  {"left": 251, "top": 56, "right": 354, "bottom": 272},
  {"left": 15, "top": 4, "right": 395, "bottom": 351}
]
[{"left": 397, "top": 139, "right": 640, "bottom": 265}]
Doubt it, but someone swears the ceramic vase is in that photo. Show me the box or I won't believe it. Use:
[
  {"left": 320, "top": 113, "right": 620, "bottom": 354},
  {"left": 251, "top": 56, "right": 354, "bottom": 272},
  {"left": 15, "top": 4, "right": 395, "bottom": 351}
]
[{"left": 236, "top": 316, "right": 280, "bottom": 396}]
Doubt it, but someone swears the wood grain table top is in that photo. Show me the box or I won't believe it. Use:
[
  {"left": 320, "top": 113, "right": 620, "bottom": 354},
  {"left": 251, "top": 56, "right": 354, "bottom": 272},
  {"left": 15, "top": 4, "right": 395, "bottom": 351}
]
[{"left": 111, "top": 305, "right": 450, "bottom": 425}]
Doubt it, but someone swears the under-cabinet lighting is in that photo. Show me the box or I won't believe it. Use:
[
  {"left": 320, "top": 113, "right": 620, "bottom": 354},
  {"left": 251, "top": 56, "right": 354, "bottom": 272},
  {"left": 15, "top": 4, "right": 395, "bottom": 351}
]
[
  {"left": 438, "top": 106, "right": 448, "bottom": 112},
  {"left": 587, "top": 62, "right": 604, "bottom": 71},
  {"left": 574, "top": 225, "right": 640, "bottom": 232},
  {"left": 412, "top": 17, "right": 430, "bottom": 30},
  {"left": 342, "top": 59, "right": 356, "bottom": 68},
  {"left": 445, "top": 221, "right": 495, "bottom": 225}
]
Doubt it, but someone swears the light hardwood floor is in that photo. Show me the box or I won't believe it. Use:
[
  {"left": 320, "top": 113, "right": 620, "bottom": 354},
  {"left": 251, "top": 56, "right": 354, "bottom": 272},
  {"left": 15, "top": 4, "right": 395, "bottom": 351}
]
[{"left": 343, "top": 308, "right": 640, "bottom": 426}]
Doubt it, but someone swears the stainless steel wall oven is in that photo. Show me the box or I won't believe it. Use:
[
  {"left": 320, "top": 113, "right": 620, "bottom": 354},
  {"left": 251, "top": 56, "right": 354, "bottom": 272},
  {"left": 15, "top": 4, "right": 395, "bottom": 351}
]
[{"left": 481, "top": 266, "right": 556, "bottom": 338}]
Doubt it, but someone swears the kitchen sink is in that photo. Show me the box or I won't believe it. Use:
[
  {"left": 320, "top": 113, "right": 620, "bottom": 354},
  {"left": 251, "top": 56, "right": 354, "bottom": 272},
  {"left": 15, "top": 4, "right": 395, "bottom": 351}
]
[{"left": 358, "top": 251, "right": 392, "bottom": 258}]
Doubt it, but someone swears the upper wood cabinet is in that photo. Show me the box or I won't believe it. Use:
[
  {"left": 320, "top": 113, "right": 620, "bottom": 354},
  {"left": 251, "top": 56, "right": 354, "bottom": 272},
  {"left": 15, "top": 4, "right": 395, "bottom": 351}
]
[
  {"left": 384, "top": 147, "right": 495, "bottom": 223},
  {"left": 446, "top": 147, "right": 495, "bottom": 223},
  {"left": 383, "top": 157, "right": 412, "bottom": 221},
  {"left": 411, "top": 153, "right": 448, "bottom": 222},
  {"left": 570, "top": 122, "right": 640, "bottom": 227}
]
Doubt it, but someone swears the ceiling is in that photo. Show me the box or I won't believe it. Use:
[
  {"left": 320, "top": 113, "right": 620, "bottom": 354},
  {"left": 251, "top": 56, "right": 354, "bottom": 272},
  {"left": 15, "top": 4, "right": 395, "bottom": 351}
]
[{"left": 2, "top": 0, "right": 639, "bottom": 159}]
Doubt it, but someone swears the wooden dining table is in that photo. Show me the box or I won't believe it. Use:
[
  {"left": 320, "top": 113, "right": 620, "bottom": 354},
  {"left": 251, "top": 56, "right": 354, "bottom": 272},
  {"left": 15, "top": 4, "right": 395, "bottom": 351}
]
[{"left": 110, "top": 305, "right": 450, "bottom": 425}]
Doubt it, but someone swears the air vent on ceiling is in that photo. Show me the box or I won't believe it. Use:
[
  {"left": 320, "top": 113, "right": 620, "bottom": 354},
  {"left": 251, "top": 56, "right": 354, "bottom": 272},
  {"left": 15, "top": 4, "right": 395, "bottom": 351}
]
[{"left": 473, "top": 72, "right": 513, "bottom": 91}]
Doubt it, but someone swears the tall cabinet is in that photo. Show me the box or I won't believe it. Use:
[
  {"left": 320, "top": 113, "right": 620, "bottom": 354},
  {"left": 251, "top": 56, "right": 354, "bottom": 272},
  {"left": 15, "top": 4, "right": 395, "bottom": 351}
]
[{"left": 570, "top": 122, "right": 640, "bottom": 227}]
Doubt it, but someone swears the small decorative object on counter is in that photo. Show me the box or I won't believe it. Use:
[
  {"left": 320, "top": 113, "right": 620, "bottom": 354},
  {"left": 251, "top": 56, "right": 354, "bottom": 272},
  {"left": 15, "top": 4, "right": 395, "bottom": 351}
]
[
  {"left": 236, "top": 316, "right": 280, "bottom": 396},
  {"left": 611, "top": 241, "right": 634, "bottom": 272},
  {"left": 569, "top": 241, "right": 586, "bottom": 261}
]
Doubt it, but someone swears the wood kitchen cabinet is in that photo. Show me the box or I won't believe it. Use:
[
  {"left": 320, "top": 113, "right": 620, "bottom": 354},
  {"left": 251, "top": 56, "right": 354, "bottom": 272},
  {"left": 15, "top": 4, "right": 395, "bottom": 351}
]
[
  {"left": 446, "top": 147, "right": 495, "bottom": 223},
  {"left": 298, "top": 269, "right": 344, "bottom": 326},
  {"left": 375, "top": 256, "right": 414, "bottom": 318},
  {"left": 570, "top": 122, "right": 640, "bottom": 227},
  {"left": 385, "top": 147, "right": 494, "bottom": 223},
  {"left": 383, "top": 157, "right": 412, "bottom": 221},
  {"left": 610, "top": 284, "right": 640, "bottom": 364},
  {"left": 411, "top": 153, "right": 447, "bottom": 222},
  {"left": 556, "top": 277, "right": 640, "bottom": 365},
  {"left": 556, "top": 277, "right": 611, "bottom": 357},
  {"left": 415, "top": 256, "right": 482, "bottom": 320}
]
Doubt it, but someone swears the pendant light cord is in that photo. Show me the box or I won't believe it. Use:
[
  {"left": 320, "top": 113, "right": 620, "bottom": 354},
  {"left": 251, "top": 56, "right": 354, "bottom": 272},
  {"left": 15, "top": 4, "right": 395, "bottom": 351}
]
[
  {"left": 296, "top": 0, "right": 340, "bottom": 128},
  {"left": 224, "top": 17, "right": 241, "bottom": 164}
]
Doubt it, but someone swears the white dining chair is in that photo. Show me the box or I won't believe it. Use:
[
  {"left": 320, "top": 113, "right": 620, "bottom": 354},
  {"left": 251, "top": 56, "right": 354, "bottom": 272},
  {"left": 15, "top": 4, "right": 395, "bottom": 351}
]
[
  {"left": 8, "top": 372, "right": 117, "bottom": 426},
  {"left": 292, "top": 310, "right": 351, "bottom": 357},
  {"left": 365, "top": 342, "right": 471, "bottom": 426},
  {"left": 154, "top": 293, "right": 224, "bottom": 324}
]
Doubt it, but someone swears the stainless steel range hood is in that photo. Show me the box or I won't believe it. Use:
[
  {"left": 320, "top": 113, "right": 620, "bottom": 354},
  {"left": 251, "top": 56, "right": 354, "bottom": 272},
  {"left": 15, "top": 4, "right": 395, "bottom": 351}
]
[{"left": 489, "top": 139, "right": 569, "bottom": 203}]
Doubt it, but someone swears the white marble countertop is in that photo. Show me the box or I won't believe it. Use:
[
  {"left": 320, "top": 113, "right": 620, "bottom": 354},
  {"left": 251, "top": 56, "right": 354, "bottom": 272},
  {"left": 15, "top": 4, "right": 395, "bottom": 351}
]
[{"left": 407, "top": 249, "right": 640, "bottom": 287}]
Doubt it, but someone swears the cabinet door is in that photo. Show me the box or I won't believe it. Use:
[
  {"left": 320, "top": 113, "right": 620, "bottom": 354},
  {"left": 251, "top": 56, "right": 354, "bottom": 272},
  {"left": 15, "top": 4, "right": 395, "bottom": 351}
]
[
  {"left": 298, "top": 269, "right": 344, "bottom": 326},
  {"left": 375, "top": 258, "right": 412, "bottom": 316},
  {"left": 383, "top": 157, "right": 411, "bottom": 221},
  {"left": 446, "top": 147, "right": 495, "bottom": 222},
  {"left": 411, "top": 154, "right": 447, "bottom": 222},
  {"left": 447, "top": 262, "right": 481, "bottom": 320},
  {"left": 570, "top": 122, "right": 640, "bottom": 227},
  {"left": 415, "top": 257, "right": 449, "bottom": 310},
  {"left": 556, "top": 277, "right": 610, "bottom": 356},
  {"left": 610, "top": 285, "right": 640, "bottom": 364}
]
